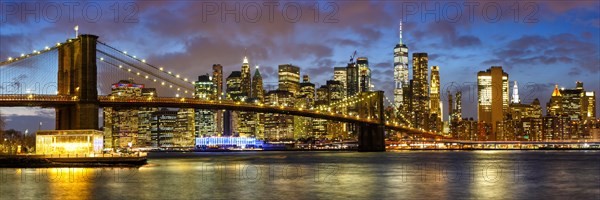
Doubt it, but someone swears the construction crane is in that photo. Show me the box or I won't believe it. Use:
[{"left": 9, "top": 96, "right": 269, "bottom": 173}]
[{"left": 349, "top": 50, "right": 357, "bottom": 63}]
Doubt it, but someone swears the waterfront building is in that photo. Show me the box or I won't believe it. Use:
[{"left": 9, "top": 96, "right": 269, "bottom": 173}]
[
  {"left": 103, "top": 80, "right": 156, "bottom": 149},
  {"left": 150, "top": 109, "right": 177, "bottom": 148},
  {"left": 264, "top": 90, "right": 295, "bottom": 140},
  {"left": 175, "top": 108, "right": 195, "bottom": 147},
  {"left": 194, "top": 74, "right": 216, "bottom": 137}
]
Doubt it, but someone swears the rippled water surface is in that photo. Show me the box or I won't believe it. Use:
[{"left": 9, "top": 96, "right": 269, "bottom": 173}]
[{"left": 1, "top": 151, "right": 599, "bottom": 199}]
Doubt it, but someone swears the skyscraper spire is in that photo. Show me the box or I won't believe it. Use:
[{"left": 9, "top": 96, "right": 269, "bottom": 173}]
[
  {"left": 399, "top": 21, "right": 403, "bottom": 45},
  {"left": 243, "top": 48, "right": 249, "bottom": 64},
  {"left": 241, "top": 49, "right": 251, "bottom": 97},
  {"left": 552, "top": 84, "right": 562, "bottom": 97},
  {"left": 512, "top": 81, "right": 520, "bottom": 104},
  {"left": 393, "top": 20, "right": 409, "bottom": 110}
]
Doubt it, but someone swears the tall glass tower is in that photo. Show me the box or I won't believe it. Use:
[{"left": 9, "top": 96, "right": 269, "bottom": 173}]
[
  {"left": 394, "top": 21, "right": 409, "bottom": 109},
  {"left": 241, "top": 54, "right": 251, "bottom": 98}
]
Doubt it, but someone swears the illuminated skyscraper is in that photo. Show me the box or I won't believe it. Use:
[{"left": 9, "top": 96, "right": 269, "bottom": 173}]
[
  {"left": 582, "top": 91, "right": 596, "bottom": 121},
  {"left": 232, "top": 63, "right": 253, "bottom": 138},
  {"left": 299, "top": 75, "right": 315, "bottom": 108},
  {"left": 454, "top": 91, "right": 462, "bottom": 120},
  {"left": 508, "top": 98, "right": 543, "bottom": 141},
  {"left": 326, "top": 80, "right": 347, "bottom": 139},
  {"left": 313, "top": 85, "right": 329, "bottom": 137},
  {"left": 238, "top": 65, "right": 264, "bottom": 138},
  {"left": 477, "top": 66, "right": 509, "bottom": 140},
  {"left": 138, "top": 88, "right": 158, "bottom": 147},
  {"left": 194, "top": 74, "right": 216, "bottom": 137},
  {"left": 212, "top": 64, "right": 224, "bottom": 136},
  {"left": 334, "top": 67, "right": 347, "bottom": 97},
  {"left": 560, "top": 82, "right": 584, "bottom": 121},
  {"left": 103, "top": 79, "right": 157, "bottom": 149},
  {"left": 346, "top": 62, "right": 359, "bottom": 97},
  {"left": 175, "top": 108, "right": 195, "bottom": 147},
  {"left": 327, "top": 80, "right": 345, "bottom": 103},
  {"left": 264, "top": 90, "right": 295, "bottom": 140},
  {"left": 226, "top": 71, "right": 243, "bottom": 101},
  {"left": 278, "top": 64, "right": 300, "bottom": 96},
  {"left": 212, "top": 64, "right": 223, "bottom": 100},
  {"left": 150, "top": 109, "right": 177, "bottom": 148},
  {"left": 251, "top": 65, "right": 264, "bottom": 102},
  {"left": 412, "top": 53, "right": 429, "bottom": 129},
  {"left": 394, "top": 21, "right": 409, "bottom": 109},
  {"left": 511, "top": 81, "right": 520, "bottom": 104},
  {"left": 148, "top": 108, "right": 194, "bottom": 148},
  {"left": 241, "top": 55, "right": 251, "bottom": 97},
  {"left": 546, "top": 84, "right": 563, "bottom": 116},
  {"left": 225, "top": 71, "right": 243, "bottom": 136},
  {"left": 429, "top": 66, "right": 441, "bottom": 132},
  {"left": 295, "top": 75, "right": 315, "bottom": 139},
  {"left": 357, "top": 57, "right": 371, "bottom": 92},
  {"left": 449, "top": 91, "right": 462, "bottom": 138},
  {"left": 448, "top": 91, "right": 453, "bottom": 120}
]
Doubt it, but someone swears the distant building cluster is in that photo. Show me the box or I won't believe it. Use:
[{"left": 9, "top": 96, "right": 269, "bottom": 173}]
[
  {"left": 445, "top": 68, "right": 597, "bottom": 141},
  {"left": 100, "top": 23, "right": 599, "bottom": 149},
  {"left": 386, "top": 22, "right": 599, "bottom": 142},
  {"left": 103, "top": 53, "right": 375, "bottom": 149}
]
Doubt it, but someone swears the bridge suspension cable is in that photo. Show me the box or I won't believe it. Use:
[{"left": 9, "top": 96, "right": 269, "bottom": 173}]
[
  {"left": 96, "top": 41, "right": 194, "bottom": 97},
  {"left": 316, "top": 92, "right": 377, "bottom": 112},
  {"left": 0, "top": 41, "right": 68, "bottom": 66},
  {"left": 0, "top": 48, "right": 59, "bottom": 95}
]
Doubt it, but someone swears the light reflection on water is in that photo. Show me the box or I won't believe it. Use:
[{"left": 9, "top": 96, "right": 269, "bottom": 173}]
[{"left": 0, "top": 151, "right": 598, "bottom": 199}]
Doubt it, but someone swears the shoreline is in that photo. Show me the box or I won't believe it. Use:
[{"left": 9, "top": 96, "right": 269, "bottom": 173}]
[{"left": 0, "top": 155, "right": 147, "bottom": 168}]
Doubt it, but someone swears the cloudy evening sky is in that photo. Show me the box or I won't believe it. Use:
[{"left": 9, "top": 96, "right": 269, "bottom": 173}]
[{"left": 0, "top": 0, "right": 599, "bottom": 131}]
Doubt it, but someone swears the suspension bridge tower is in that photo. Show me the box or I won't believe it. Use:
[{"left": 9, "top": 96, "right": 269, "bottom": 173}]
[
  {"left": 357, "top": 91, "right": 386, "bottom": 152},
  {"left": 56, "top": 34, "right": 99, "bottom": 130}
]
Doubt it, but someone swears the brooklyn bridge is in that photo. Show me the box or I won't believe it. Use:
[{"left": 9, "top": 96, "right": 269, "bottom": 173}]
[{"left": 0, "top": 34, "right": 444, "bottom": 152}]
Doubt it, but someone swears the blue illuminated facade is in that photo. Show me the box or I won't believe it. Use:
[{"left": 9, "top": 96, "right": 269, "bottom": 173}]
[{"left": 195, "top": 137, "right": 264, "bottom": 148}]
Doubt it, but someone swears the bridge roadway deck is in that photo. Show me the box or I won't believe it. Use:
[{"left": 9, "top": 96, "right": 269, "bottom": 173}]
[{"left": 0, "top": 95, "right": 443, "bottom": 138}]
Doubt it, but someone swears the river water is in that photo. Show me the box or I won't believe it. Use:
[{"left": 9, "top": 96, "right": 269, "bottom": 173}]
[{"left": 0, "top": 151, "right": 598, "bottom": 199}]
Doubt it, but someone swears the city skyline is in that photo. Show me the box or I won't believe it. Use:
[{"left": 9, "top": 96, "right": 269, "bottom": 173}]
[
  {"left": 1, "top": 2, "right": 600, "bottom": 199},
  {"left": 1, "top": 1, "right": 599, "bottom": 132}
]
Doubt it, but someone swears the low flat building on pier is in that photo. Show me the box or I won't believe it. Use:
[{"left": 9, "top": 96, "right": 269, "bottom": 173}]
[{"left": 36, "top": 130, "right": 104, "bottom": 155}]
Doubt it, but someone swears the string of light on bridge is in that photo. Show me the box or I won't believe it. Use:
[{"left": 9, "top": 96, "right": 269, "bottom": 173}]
[
  {"left": 96, "top": 41, "right": 195, "bottom": 87},
  {"left": 316, "top": 93, "right": 377, "bottom": 112},
  {"left": 96, "top": 41, "right": 195, "bottom": 98},
  {"left": 97, "top": 57, "right": 192, "bottom": 97},
  {"left": 0, "top": 41, "right": 70, "bottom": 66}
]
